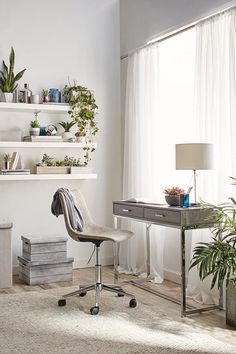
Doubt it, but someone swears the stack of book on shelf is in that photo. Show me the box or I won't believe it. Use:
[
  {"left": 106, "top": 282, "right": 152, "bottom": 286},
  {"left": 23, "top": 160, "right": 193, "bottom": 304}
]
[
  {"left": 23, "top": 136, "right": 63, "bottom": 142},
  {"left": 1, "top": 169, "right": 30, "bottom": 175}
]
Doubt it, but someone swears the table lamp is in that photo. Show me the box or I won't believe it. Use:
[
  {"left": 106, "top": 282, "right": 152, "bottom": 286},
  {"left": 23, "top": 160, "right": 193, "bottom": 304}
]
[{"left": 175, "top": 143, "right": 213, "bottom": 205}]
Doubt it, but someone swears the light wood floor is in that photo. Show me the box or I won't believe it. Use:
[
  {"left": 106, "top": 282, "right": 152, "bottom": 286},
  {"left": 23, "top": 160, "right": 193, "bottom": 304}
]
[{"left": 1, "top": 266, "right": 236, "bottom": 346}]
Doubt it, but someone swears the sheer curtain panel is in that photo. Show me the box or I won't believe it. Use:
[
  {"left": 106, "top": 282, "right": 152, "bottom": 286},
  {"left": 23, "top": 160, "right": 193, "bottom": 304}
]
[
  {"left": 187, "top": 8, "right": 236, "bottom": 304},
  {"left": 119, "top": 45, "right": 164, "bottom": 282}
]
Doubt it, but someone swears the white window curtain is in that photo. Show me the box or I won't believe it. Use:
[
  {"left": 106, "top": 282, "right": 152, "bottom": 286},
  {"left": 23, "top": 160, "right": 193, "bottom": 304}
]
[
  {"left": 119, "top": 44, "right": 164, "bottom": 282},
  {"left": 187, "top": 8, "right": 236, "bottom": 304}
]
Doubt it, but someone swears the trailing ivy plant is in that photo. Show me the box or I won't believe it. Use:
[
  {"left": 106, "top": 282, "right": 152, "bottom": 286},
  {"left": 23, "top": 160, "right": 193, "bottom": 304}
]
[
  {"left": 63, "top": 80, "right": 98, "bottom": 165},
  {"left": 63, "top": 81, "right": 98, "bottom": 137}
]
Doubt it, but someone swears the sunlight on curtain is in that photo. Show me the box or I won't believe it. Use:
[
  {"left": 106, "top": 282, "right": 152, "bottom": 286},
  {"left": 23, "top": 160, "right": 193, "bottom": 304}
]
[
  {"left": 120, "top": 31, "right": 197, "bottom": 282},
  {"left": 187, "top": 8, "right": 236, "bottom": 305}
]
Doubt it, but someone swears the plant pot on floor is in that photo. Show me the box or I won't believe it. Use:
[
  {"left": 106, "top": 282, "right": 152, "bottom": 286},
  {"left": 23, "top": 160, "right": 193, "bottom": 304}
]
[{"left": 226, "top": 280, "right": 236, "bottom": 327}]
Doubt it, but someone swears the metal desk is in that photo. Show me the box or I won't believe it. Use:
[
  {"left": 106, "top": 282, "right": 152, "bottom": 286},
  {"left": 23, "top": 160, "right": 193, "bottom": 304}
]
[{"left": 113, "top": 201, "right": 218, "bottom": 317}]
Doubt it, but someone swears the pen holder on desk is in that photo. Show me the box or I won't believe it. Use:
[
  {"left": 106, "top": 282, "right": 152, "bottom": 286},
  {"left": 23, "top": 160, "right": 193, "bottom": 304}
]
[{"left": 180, "top": 193, "right": 189, "bottom": 208}]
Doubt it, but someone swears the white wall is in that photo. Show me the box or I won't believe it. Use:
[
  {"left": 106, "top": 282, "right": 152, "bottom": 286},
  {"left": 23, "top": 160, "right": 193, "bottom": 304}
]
[
  {"left": 120, "top": 0, "right": 233, "bottom": 56},
  {"left": 120, "top": 0, "right": 233, "bottom": 283},
  {"left": 0, "top": 0, "right": 121, "bottom": 272}
]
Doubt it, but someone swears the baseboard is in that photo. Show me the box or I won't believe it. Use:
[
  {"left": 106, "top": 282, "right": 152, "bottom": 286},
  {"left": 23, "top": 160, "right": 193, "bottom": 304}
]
[
  {"left": 163, "top": 268, "right": 181, "bottom": 284},
  {"left": 13, "top": 255, "right": 114, "bottom": 275}
]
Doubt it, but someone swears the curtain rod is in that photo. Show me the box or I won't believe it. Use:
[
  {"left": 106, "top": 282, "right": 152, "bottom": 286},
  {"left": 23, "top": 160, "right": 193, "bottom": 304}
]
[{"left": 120, "top": 3, "right": 236, "bottom": 60}]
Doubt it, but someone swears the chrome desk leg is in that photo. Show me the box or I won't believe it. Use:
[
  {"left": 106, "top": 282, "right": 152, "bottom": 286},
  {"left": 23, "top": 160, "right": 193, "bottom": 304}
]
[
  {"left": 113, "top": 216, "right": 119, "bottom": 283},
  {"left": 146, "top": 224, "right": 152, "bottom": 278},
  {"left": 180, "top": 228, "right": 186, "bottom": 317}
]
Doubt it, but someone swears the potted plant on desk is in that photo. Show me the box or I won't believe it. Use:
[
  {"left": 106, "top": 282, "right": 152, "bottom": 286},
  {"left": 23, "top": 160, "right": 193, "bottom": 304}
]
[
  {"left": 189, "top": 177, "right": 236, "bottom": 327},
  {"left": 164, "top": 186, "right": 184, "bottom": 206}
]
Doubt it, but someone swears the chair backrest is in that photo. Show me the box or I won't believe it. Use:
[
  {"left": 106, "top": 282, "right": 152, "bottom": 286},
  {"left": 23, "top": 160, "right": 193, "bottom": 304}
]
[{"left": 59, "top": 189, "right": 94, "bottom": 237}]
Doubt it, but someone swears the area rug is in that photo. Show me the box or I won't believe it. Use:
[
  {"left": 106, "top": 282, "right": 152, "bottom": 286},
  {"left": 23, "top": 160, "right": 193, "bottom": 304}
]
[{"left": 0, "top": 287, "right": 235, "bottom": 354}]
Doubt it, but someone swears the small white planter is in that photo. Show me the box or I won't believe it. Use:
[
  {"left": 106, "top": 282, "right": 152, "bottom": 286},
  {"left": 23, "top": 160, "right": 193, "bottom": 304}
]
[
  {"left": 4, "top": 93, "right": 13, "bottom": 103},
  {"left": 62, "top": 131, "right": 73, "bottom": 141},
  {"left": 30, "top": 128, "right": 40, "bottom": 136}
]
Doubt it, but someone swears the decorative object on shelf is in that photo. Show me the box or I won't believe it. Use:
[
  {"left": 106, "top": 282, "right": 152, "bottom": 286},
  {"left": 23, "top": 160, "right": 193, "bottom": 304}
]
[
  {"left": 0, "top": 47, "right": 26, "bottom": 103},
  {"left": 1, "top": 168, "right": 30, "bottom": 175},
  {"left": 190, "top": 177, "right": 236, "bottom": 327},
  {"left": 75, "top": 131, "right": 86, "bottom": 143},
  {"left": 49, "top": 88, "right": 61, "bottom": 103},
  {"left": 175, "top": 143, "right": 213, "bottom": 205},
  {"left": 58, "top": 120, "right": 76, "bottom": 141},
  {"left": 30, "top": 118, "right": 40, "bottom": 136},
  {"left": 63, "top": 80, "right": 98, "bottom": 165},
  {"left": 23, "top": 83, "right": 32, "bottom": 103},
  {"left": 10, "top": 151, "right": 20, "bottom": 169},
  {"left": 31, "top": 94, "right": 40, "bottom": 104},
  {"left": 3, "top": 153, "right": 12, "bottom": 169},
  {"left": 0, "top": 129, "right": 22, "bottom": 142},
  {"left": 35, "top": 153, "right": 87, "bottom": 174},
  {"left": 23, "top": 135, "right": 63, "bottom": 142},
  {"left": 42, "top": 89, "right": 50, "bottom": 103},
  {"left": 45, "top": 124, "right": 57, "bottom": 136},
  {"left": 163, "top": 186, "right": 185, "bottom": 206}
]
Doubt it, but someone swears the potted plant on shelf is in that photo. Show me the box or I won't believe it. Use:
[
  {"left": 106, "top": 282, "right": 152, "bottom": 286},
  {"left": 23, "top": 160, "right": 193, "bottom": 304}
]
[
  {"left": 58, "top": 120, "right": 76, "bottom": 141},
  {"left": 35, "top": 153, "right": 86, "bottom": 174},
  {"left": 42, "top": 89, "right": 50, "bottom": 103},
  {"left": 3, "top": 153, "right": 12, "bottom": 169},
  {"left": 189, "top": 177, "right": 236, "bottom": 327},
  {"left": 63, "top": 80, "right": 98, "bottom": 164},
  {"left": 30, "top": 119, "right": 40, "bottom": 136},
  {"left": 164, "top": 186, "right": 185, "bottom": 206},
  {"left": 0, "top": 47, "right": 26, "bottom": 103}
]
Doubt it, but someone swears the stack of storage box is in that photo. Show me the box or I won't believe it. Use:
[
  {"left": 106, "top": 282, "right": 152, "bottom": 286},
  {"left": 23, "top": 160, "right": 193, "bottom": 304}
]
[{"left": 18, "top": 235, "right": 74, "bottom": 285}]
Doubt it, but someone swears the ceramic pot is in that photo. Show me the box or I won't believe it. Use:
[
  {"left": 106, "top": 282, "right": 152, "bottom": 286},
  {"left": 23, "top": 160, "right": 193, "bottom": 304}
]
[
  {"left": 4, "top": 93, "right": 13, "bottom": 103},
  {"left": 165, "top": 195, "right": 180, "bottom": 206},
  {"left": 62, "top": 131, "right": 73, "bottom": 141},
  {"left": 30, "top": 128, "right": 40, "bottom": 136},
  {"left": 76, "top": 135, "right": 86, "bottom": 143},
  {"left": 226, "top": 280, "right": 236, "bottom": 327}
]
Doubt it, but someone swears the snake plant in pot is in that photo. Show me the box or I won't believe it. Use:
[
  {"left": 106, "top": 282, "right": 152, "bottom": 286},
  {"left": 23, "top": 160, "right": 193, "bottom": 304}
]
[
  {"left": 189, "top": 177, "right": 236, "bottom": 327},
  {"left": 0, "top": 47, "right": 26, "bottom": 102}
]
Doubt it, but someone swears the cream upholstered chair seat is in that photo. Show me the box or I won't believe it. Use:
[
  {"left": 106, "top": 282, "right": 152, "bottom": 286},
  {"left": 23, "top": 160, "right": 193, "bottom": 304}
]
[{"left": 57, "top": 189, "right": 136, "bottom": 315}]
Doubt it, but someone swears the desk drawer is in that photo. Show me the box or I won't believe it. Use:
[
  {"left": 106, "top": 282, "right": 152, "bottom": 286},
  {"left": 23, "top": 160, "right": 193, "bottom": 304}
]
[
  {"left": 113, "top": 203, "right": 143, "bottom": 218},
  {"left": 144, "top": 207, "right": 180, "bottom": 225}
]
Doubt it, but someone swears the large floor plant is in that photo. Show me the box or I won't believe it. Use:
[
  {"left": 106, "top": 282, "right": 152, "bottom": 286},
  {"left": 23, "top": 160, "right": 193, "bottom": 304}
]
[{"left": 190, "top": 177, "right": 236, "bottom": 326}]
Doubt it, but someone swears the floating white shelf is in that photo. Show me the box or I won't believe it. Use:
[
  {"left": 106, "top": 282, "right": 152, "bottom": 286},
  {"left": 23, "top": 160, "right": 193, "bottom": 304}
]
[
  {"left": 0, "top": 173, "right": 97, "bottom": 181},
  {"left": 0, "top": 141, "right": 97, "bottom": 148},
  {"left": 0, "top": 102, "right": 69, "bottom": 113}
]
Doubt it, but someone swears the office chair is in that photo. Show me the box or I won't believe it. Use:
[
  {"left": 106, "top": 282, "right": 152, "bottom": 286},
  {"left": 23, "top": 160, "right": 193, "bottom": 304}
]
[{"left": 57, "top": 189, "right": 137, "bottom": 315}]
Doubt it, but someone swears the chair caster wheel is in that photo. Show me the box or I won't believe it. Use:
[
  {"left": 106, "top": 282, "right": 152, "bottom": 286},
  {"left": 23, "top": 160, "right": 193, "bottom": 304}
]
[
  {"left": 58, "top": 299, "right": 66, "bottom": 307},
  {"left": 90, "top": 306, "right": 99, "bottom": 315},
  {"left": 129, "top": 298, "right": 137, "bottom": 308},
  {"left": 79, "top": 292, "right": 87, "bottom": 297}
]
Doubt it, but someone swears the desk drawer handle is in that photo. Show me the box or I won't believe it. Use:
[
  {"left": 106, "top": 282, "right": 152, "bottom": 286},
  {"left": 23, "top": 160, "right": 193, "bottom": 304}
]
[
  {"left": 155, "top": 213, "right": 165, "bottom": 218},
  {"left": 122, "top": 208, "right": 132, "bottom": 212}
]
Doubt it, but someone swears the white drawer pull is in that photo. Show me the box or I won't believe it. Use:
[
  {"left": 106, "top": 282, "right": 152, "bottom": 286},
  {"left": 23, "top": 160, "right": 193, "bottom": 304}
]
[
  {"left": 155, "top": 213, "right": 165, "bottom": 218},
  {"left": 122, "top": 208, "right": 132, "bottom": 212}
]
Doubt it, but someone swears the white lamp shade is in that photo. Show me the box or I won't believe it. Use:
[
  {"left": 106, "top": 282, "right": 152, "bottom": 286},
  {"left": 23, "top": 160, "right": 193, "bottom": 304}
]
[{"left": 175, "top": 143, "right": 213, "bottom": 170}]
